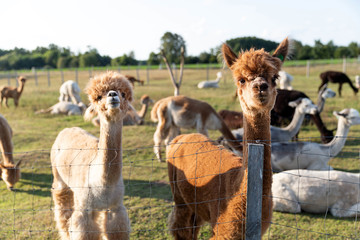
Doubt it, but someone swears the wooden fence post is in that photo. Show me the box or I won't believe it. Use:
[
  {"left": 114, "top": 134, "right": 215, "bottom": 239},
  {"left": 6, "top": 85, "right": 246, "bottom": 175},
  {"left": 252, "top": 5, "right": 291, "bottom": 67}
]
[
  {"left": 47, "top": 69, "right": 50, "bottom": 87},
  {"left": 306, "top": 60, "right": 310, "bottom": 78},
  {"left": 146, "top": 64, "right": 150, "bottom": 84},
  {"left": 245, "top": 143, "right": 264, "bottom": 240},
  {"left": 343, "top": 57, "right": 347, "bottom": 73},
  {"left": 60, "top": 69, "right": 64, "bottom": 83},
  {"left": 75, "top": 68, "right": 78, "bottom": 83},
  {"left": 7, "top": 72, "right": 11, "bottom": 85},
  {"left": 34, "top": 68, "right": 38, "bottom": 86}
]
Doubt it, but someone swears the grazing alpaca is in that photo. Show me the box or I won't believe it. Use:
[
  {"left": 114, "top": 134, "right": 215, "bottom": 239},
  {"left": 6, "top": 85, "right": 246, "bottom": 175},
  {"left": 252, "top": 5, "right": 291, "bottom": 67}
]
[
  {"left": 197, "top": 72, "right": 222, "bottom": 88},
  {"left": 166, "top": 38, "right": 289, "bottom": 239},
  {"left": 318, "top": 71, "right": 358, "bottom": 97},
  {"left": 51, "top": 71, "right": 131, "bottom": 240},
  {"left": 277, "top": 70, "right": 294, "bottom": 90},
  {"left": 272, "top": 89, "right": 334, "bottom": 143},
  {"left": 151, "top": 95, "right": 242, "bottom": 162},
  {"left": 59, "top": 80, "right": 81, "bottom": 104},
  {"left": 0, "top": 76, "right": 26, "bottom": 108},
  {"left": 271, "top": 108, "right": 360, "bottom": 172},
  {"left": 91, "top": 94, "right": 153, "bottom": 127},
  {"left": 125, "top": 75, "right": 144, "bottom": 87},
  {"left": 218, "top": 109, "right": 244, "bottom": 129},
  {"left": 316, "top": 84, "right": 336, "bottom": 113},
  {"left": 35, "top": 102, "right": 87, "bottom": 116},
  {"left": 0, "top": 114, "right": 22, "bottom": 191},
  {"left": 272, "top": 169, "right": 360, "bottom": 217},
  {"left": 226, "top": 98, "right": 318, "bottom": 144}
]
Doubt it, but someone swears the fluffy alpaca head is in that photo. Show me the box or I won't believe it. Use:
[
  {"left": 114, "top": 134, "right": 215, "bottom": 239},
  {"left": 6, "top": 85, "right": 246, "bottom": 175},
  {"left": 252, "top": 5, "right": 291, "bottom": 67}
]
[
  {"left": 140, "top": 94, "right": 153, "bottom": 105},
  {"left": 333, "top": 108, "right": 360, "bottom": 126},
  {"left": 222, "top": 37, "right": 289, "bottom": 115},
  {"left": 84, "top": 71, "right": 133, "bottom": 122},
  {"left": 288, "top": 98, "right": 318, "bottom": 115},
  {"left": 18, "top": 76, "right": 26, "bottom": 84},
  {"left": 0, "top": 160, "right": 22, "bottom": 191}
]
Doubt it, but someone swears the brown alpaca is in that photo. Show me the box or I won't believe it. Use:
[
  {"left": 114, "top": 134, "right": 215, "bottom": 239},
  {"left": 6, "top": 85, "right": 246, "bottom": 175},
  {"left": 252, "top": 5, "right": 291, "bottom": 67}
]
[
  {"left": 0, "top": 76, "right": 27, "bottom": 108},
  {"left": 0, "top": 114, "right": 22, "bottom": 191},
  {"left": 318, "top": 71, "right": 358, "bottom": 97},
  {"left": 51, "top": 71, "right": 132, "bottom": 240},
  {"left": 218, "top": 109, "right": 244, "bottom": 129},
  {"left": 166, "top": 38, "right": 289, "bottom": 239},
  {"left": 125, "top": 75, "right": 144, "bottom": 87},
  {"left": 151, "top": 95, "right": 242, "bottom": 162}
]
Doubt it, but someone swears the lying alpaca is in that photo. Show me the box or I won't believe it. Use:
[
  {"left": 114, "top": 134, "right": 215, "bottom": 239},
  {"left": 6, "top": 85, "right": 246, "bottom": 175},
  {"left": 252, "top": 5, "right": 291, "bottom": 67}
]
[
  {"left": 125, "top": 75, "right": 144, "bottom": 87},
  {"left": 318, "top": 71, "right": 358, "bottom": 97},
  {"left": 151, "top": 95, "right": 242, "bottom": 162},
  {"left": 91, "top": 94, "right": 153, "bottom": 127},
  {"left": 51, "top": 71, "right": 131, "bottom": 239},
  {"left": 316, "top": 84, "right": 336, "bottom": 113},
  {"left": 271, "top": 108, "right": 360, "bottom": 172},
  {"left": 218, "top": 109, "right": 244, "bottom": 129},
  {"left": 166, "top": 38, "right": 289, "bottom": 239},
  {"left": 0, "top": 114, "right": 22, "bottom": 191},
  {"left": 197, "top": 71, "right": 222, "bottom": 88},
  {"left": 272, "top": 89, "right": 334, "bottom": 143},
  {"left": 277, "top": 70, "right": 294, "bottom": 90},
  {"left": 35, "top": 102, "right": 87, "bottom": 116},
  {"left": 272, "top": 169, "right": 360, "bottom": 217},
  {"left": 226, "top": 98, "right": 318, "bottom": 143},
  {"left": 0, "top": 76, "right": 26, "bottom": 108},
  {"left": 59, "top": 80, "right": 81, "bottom": 104}
]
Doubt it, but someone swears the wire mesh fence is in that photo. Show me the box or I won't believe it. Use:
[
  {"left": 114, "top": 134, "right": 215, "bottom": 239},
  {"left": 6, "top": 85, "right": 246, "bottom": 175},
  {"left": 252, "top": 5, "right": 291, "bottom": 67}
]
[{"left": 1, "top": 136, "right": 360, "bottom": 239}]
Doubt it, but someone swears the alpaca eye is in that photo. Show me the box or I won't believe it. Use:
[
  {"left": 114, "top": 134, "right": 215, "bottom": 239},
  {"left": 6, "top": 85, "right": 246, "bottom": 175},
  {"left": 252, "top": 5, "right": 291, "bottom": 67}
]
[
  {"left": 121, "top": 92, "right": 126, "bottom": 98},
  {"left": 240, "top": 79, "right": 245, "bottom": 84},
  {"left": 96, "top": 96, "right": 102, "bottom": 101}
]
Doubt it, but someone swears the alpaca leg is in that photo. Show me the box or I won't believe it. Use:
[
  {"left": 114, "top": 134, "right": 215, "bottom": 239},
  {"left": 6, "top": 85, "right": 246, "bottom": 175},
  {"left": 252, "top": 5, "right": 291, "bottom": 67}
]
[
  {"left": 14, "top": 98, "right": 19, "bottom": 107},
  {"left": 318, "top": 81, "right": 326, "bottom": 92},
  {"left": 105, "top": 205, "right": 130, "bottom": 240},
  {"left": 5, "top": 98, "right": 9, "bottom": 108},
  {"left": 153, "top": 122, "right": 171, "bottom": 162},
  {"left": 165, "top": 126, "right": 180, "bottom": 145},
  {"left": 338, "top": 83, "right": 342, "bottom": 97},
  {"left": 168, "top": 204, "right": 198, "bottom": 240},
  {"left": 68, "top": 208, "right": 100, "bottom": 240}
]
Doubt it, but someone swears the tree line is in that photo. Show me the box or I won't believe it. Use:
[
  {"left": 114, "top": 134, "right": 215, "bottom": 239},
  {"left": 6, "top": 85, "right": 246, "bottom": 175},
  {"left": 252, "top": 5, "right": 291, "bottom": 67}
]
[{"left": 0, "top": 32, "right": 358, "bottom": 70}]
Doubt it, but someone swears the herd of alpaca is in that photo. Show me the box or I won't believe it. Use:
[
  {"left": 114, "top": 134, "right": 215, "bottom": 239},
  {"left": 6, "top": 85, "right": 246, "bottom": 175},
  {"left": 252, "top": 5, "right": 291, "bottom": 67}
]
[{"left": 1, "top": 38, "right": 360, "bottom": 239}]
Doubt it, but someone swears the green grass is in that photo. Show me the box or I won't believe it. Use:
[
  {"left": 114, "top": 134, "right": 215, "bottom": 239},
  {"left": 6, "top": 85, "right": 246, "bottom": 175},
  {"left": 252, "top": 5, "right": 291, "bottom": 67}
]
[{"left": 0, "top": 63, "right": 359, "bottom": 239}]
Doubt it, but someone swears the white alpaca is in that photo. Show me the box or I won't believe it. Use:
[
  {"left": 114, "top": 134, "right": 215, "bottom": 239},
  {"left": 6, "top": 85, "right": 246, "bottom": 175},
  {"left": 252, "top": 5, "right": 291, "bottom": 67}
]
[
  {"left": 51, "top": 72, "right": 131, "bottom": 239},
  {"left": 277, "top": 70, "right": 294, "bottom": 90},
  {"left": 355, "top": 75, "right": 360, "bottom": 89},
  {"left": 271, "top": 108, "right": 360, "bottom": 172},
  {"left": 272, "top": 169, "right": 360, "bottom": 217},
  {"left": 197, "top": 71, "right": 222, "bottom": 88},
  {"left": 36, "top": 102, "right": 87, "bottom": 116},
  {"left": 59, "top": 80, "right": 81, "bottom": 104},
  {"left": 317, "top": 84, "right": 336, "bottom": 113},
  {"left": 228, "top": 98, "right": 318, "bottom": 143}
]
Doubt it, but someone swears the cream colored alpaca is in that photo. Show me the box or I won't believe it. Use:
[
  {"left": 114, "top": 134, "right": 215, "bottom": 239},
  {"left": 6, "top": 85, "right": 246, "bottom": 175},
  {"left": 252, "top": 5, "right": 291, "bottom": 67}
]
[
  {"left": 35, "top": 102, "right": 87, "bottom": 116},
  {"left": 0, "top": 114, "right": 22, "bottom": 191},
  {"left": 51, "top": 71, "right": 132, "bottom": 240},
  {"left": 59, "top": 80, "right": 81, "bottom": 104},
  {"left": 166, "top": 38, "right": 289, "bottom": 239},
  {"left": 0, "top": 76, "right": 26, "bottom": 108},
  {"left": 151, "top": 95, "right": 242, "bottom": 162}
]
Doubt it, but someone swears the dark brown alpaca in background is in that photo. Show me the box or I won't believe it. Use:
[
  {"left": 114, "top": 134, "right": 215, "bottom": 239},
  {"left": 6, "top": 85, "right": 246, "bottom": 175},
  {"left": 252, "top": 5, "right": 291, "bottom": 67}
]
[
  {"left": 125, "top": 75, "right": 144, "bottom": 87},
  {"left": 318, "top": 71, "right": 358, "bottom": 97}
]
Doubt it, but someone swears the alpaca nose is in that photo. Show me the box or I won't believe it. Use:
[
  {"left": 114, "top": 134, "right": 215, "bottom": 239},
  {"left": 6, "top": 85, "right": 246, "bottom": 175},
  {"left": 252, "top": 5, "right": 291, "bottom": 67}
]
[
  {"left": 108, "top": 91, "right": 118, "bottom": 97},
  {"left": 253, "top": 82, "right": 268, "bottom": 91}
]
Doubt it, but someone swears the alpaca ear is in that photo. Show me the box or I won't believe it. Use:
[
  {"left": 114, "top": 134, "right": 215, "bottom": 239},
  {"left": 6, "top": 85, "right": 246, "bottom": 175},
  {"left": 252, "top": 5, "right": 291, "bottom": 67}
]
[
  {"left": 333, "top": 110, "right": 347, "bottom": 118},
  {"left": 84, "top": 104, "right": 97, "bottom": 121},
  {"left": 222, "top": 43, "right": 238, "bottom": 68},
  {"left": 273, "top": 37, "right": 289, "bottom": 63},
  {"left": 288, "top": 98, "right": 302, "bottom": 108}
]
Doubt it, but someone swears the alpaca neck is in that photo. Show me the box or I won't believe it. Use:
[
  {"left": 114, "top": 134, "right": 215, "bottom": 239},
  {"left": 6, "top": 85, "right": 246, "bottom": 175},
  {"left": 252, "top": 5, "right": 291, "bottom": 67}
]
[
  {"left": 317, "top": 96, "right": 325, "bottom": 113},
  {"left": 137, "top": 103, "right": 149, "bottom": 119},
  {"left": 17, "top": 82, "right": 25, "bottom": 95},
  {"left": 324, "top": 118, "right": 350, "bottom": 156},
  {"left": 283, "top": 108, "right": 305, "bottom": 137},
  {"left": 0, "top": 127, "right": 13, "bottom": 164},
  {"left": 215, "top": 76, "right": 221, "bottom": 83},
  {"left": 97, "top": 119, "right": 123, "bottom": 184}
]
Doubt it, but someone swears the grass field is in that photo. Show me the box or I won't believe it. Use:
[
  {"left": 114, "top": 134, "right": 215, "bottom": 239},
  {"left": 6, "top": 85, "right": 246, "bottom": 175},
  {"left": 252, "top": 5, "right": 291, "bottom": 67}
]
[{"left": 0, "top": 61, "right": 360, "bottom": 239}]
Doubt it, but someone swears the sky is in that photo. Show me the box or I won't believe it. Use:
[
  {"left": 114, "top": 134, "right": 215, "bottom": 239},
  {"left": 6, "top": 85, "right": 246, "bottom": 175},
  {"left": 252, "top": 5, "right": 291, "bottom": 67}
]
[{"left": 1, "top": 0, "right": 359, "bottom": 60}]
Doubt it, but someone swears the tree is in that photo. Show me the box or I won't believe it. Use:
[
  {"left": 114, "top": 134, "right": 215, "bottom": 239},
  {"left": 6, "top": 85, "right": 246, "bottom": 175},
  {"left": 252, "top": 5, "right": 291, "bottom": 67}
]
[
  {"left": 160, "top": 32, "right": 186, "bottom": 64},
  {"left": 147, "top": 52, "right": 160, "bottom": 65},
  {"left": 348, "top": 42, "right": 359, "bottom": 58},
  {"left": 225, "top": 37, "right": 278, "bottom": 53}
]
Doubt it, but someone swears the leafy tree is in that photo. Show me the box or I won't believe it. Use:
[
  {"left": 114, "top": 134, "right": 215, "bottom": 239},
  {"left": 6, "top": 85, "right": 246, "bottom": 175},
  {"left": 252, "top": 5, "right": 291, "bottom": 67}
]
[
  {"left": 160, "top": 32, "right": 186, "bottom": 64},
  {"left": 348, "top": 42, "right": 359, "bottom": 58},
  {"left": 334, "top": 47, "right": 352, "bottom": 58},
  {"left": 225, "top": 37, "right": 278, "bottom": 53},
  {"left": 147, "top": 52, "right": 160, "bottom": 65}
]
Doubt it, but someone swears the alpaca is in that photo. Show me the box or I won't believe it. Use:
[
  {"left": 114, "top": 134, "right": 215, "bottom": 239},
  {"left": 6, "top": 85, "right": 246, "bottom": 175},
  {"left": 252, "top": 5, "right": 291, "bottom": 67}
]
[
  {"left": 316, "top": 84, "right": 336, "bottom": 113},
  {"left": 318, "top": 71, "right": 358, "bottom": 97},
  {"left": 277, "top": 70, "right": 293, "bottom": 90},
  {"left": 166, "top": 38, "right": 289, "bottom": 239},
  {"left": 91, "top": 94, "right": 153, "bottom": 127},
  {"left": 272, "top": 169, "right": 360, "bottom": 217},
  {"left": 225, "top": 98, "right": 318, "bottom": 144},
  {"left": 197, "top": 72, "right": 222, "bottom": 88},
  {"left": 272, "top": 89, "right": 334, "bottom": 143},
  {"left": 0, "top": 114, "right": 22, "bottom": 191},
  {"left": 151, "top": 95, "right": 242, "bottom": 162},
  {"left": 51, "top": 71, "right": 131, "bottom": 240},
  {"left": 218, "top": 109, "right": 244, "bottom": 129},
  {"left": 0, "top": 76, "right": 26, "bottom": 108},
  {"left": 125, "top": 75, "right": 144, "bottom": 87},
  {"left": 355, "top": 75, "right": 360, "bottom": 89},
  {"left": 35, "top": 102, "right": 87, "bottom": 116},
  {"left": 271, "top": 108, "right": 360, "bottom": 172},
  {"left": 59, "top": 80, "right": 81, "bottom": 104}
]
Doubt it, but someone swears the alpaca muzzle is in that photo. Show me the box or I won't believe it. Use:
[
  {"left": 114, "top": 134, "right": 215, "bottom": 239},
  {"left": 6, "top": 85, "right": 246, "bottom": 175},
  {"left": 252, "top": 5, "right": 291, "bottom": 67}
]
[{"left": 106, "top": 91, "right": 120, "bottom": 109}]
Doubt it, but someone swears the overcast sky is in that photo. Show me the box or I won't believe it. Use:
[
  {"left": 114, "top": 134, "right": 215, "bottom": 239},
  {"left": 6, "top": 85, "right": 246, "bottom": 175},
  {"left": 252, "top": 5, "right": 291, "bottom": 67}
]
[{"left": 1, "top": 0, "right": 359, "bottom": 60}]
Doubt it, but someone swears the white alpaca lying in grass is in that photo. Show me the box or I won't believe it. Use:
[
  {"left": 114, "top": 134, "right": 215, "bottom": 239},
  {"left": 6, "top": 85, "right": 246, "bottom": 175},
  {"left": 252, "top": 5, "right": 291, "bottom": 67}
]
[
  {"left": 59, "top": 80, "right": 81, "bottom": 104},
  {"left": 36, "top": 102, "right": 87, "bottom": 115},
  {"left": 197, "top": 72, "right": 222, "bottom": 88},
  {"left": 271, "top": 108, "right": 360, "bottom": 172},
  {"left": 272, "top": 169, "right": 360, "bottom": 217}
]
